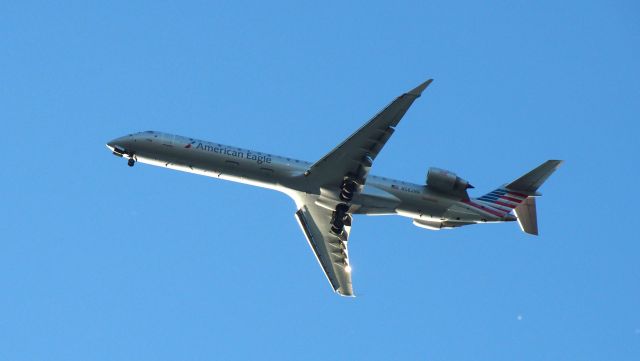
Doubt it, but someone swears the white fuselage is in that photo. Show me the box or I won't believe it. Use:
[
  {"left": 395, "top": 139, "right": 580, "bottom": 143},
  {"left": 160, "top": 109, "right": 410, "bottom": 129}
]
[{"left": 107, "top": 131, "right": 510, "bottom": 229}]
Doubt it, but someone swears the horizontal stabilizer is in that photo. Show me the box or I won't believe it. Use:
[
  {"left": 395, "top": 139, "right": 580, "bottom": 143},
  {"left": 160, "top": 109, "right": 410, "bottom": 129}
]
[{"left": 506, "top": 160, "right": 563, "bottom": 193}]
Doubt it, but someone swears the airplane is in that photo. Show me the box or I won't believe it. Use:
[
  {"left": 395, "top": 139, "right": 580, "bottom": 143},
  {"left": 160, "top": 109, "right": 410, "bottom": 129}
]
[{"left": 106, "top": 79, "right": 562, "bottom": 297}]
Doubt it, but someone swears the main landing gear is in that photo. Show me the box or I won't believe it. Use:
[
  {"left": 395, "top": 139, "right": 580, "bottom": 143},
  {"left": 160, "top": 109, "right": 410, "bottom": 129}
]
[
  {"left": 330, "top": 178, "right": 358, "bottom": 235},
  {"left": 339, "top": 179, "right": 358, "bottom": 202},
  {"left": 127, "top": 158, "right": 135, "bottom": 167},
  {"left": 330, "top": 203, "right": 351, "bottom": 236}
]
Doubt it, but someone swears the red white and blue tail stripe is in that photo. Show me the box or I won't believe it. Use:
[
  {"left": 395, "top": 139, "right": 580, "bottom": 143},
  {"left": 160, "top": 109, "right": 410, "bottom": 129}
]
[{"left": 463, "top": 187, "right": 529, "bottom": 218}]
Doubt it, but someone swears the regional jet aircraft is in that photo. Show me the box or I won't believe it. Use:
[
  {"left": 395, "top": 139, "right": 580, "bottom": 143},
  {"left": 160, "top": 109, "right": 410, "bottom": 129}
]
[{"left": 106, "top": 80, "right": 562, "bottom": 296}]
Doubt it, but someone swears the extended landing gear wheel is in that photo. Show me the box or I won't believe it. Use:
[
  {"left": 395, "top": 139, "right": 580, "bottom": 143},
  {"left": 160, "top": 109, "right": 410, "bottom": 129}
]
[
  {"left": 127, "top": 158, "right": 135, "bottom": 167},
  {"left": 330, "top": 225, "right": 343, "bottom": 236},
  {"left": 330, "top": 203, "right": 350, "bottom": 236},
  {"left": 339, "top": 179, "right": 357, "bottom": 201}
]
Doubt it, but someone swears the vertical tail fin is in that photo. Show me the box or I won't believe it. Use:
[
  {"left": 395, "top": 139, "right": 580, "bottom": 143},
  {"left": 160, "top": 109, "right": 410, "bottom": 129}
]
[
  {"left": 514, "top": 197, "right": 538, "bottom": 235},
  {"left": 477, "top": 160, "right": 563, "bottom": 235}
]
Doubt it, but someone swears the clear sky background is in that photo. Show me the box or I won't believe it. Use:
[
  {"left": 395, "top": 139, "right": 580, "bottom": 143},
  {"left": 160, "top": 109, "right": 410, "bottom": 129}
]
[{"left": 1, "top": 1, "right": 639, "bottom": 360}]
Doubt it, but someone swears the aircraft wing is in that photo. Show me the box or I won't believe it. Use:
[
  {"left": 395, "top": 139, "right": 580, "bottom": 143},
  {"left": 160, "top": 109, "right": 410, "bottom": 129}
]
[
  {"left": 294, "top": 197, "right": 354, "bottom": 296},
  {"left": 306, "top": 79, "right": 432, "bottom": 187}
]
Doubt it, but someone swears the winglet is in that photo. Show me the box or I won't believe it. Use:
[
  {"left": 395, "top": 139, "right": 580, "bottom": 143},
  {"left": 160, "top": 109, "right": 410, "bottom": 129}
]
[{"left": 408, "top": 79, "right": 433, "bottom": 97}]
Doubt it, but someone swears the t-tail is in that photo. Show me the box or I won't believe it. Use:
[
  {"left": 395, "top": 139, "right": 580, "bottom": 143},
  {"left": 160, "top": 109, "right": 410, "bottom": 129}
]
[{"left": 476, "top": 160, "right": 564, "bottom": 235}]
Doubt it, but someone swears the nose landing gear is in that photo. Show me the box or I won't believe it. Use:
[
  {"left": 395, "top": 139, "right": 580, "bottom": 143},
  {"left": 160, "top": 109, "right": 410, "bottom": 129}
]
[{"left": 111, "top": 145, "right": 136, "bottom": 167}]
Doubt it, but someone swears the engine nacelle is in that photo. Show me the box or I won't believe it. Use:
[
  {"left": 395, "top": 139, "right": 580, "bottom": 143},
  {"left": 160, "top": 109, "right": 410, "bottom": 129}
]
[{"left": 426, "top": 167, "right": 473, "bottom": 195}]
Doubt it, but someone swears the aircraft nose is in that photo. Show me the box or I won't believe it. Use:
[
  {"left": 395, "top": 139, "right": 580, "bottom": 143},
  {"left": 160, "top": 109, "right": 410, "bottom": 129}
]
[
  {"left": 106, "top": 135, "right": 130, "bottom": 155},
  {"left": 106, "top": 137, "right": 122, "bottom": 149}
]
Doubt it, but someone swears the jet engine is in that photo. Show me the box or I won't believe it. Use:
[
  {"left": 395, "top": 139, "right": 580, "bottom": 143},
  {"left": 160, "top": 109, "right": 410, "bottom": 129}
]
[{"left": 426, "top": 167, "right": 473, "bottom": 195}]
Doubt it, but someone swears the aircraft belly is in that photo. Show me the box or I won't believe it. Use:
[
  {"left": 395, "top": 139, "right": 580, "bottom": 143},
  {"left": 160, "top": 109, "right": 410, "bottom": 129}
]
[
  {"left": 396, "top": 203, "right": 448, "bottom": 220},
  {"left": 132, "top": 146, "right": 291, "bottom": 193},
  {"left": 352, "top": 185, "right": 401, "bottom": 215}
]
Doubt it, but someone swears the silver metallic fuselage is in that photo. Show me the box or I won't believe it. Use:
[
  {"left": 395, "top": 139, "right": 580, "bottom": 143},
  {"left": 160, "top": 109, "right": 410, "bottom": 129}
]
[{"left": 107, "top": 131, "right": 510, "bottom": 227}]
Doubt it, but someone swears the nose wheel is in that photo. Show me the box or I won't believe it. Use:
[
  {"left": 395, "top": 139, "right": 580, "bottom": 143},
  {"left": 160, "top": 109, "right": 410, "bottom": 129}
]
[{"left": 127, "top": 158, "right": 135, "bottom": 167}]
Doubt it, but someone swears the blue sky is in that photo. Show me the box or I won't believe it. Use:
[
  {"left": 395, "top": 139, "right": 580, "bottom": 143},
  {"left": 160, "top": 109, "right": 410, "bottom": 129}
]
[{"left": 1, "top": 0, "right": 639, "bottom": 359}]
